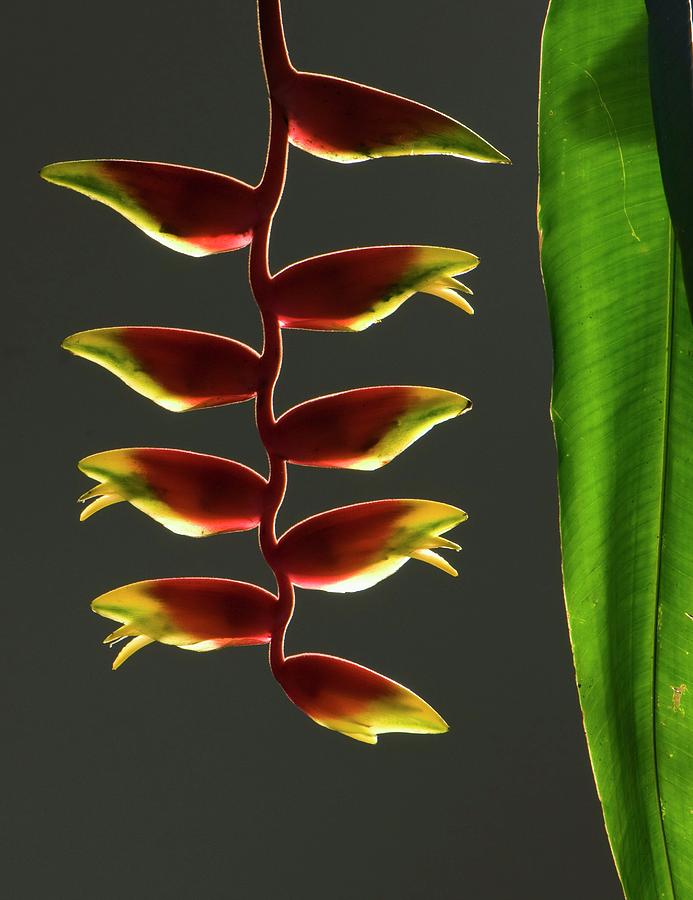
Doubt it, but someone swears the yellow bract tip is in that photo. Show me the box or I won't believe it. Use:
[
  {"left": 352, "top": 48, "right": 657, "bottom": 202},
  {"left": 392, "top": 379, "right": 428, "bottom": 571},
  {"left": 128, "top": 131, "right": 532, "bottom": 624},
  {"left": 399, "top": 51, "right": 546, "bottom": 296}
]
[{"left": 103, "top": 624, "right": 136, "bottom": 645}]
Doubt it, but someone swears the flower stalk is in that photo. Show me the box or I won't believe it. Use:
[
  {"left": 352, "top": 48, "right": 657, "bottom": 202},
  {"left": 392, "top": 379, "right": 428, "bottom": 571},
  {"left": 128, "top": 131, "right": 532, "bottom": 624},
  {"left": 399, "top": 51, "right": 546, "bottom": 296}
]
[{"left": 250, "top": 15, "right": 293, "bottom": 672}]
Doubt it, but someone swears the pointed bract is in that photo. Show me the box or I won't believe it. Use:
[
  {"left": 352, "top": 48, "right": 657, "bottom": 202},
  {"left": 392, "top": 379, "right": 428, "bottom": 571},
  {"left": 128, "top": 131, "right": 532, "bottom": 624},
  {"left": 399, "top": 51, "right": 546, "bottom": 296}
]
[
  {"left": 266, "top": 245, "right": 479, "bottom": 331},
  {"left": 78, "top": 448, "right": 266, "bottom": 537},
  {"left": 62, "top": 327, "right": 261, "bottom": 411},
  {"left": 278, "top": 653, "right": 449, "bottom": 744},
  {"left": 40, "top": 159, "right": 258, "bottom": 256},
  {"left": 92, "top": 577, "right": 277, "bottom": 668},
  {"left": 273, "top": 71, "right": 509, "bottom": 165},
  {"left": 267, "top": 386, "right": 471, "bottom": 469},
  {"left": 274, "top": 499, "right": 466, "bottom": 592}
]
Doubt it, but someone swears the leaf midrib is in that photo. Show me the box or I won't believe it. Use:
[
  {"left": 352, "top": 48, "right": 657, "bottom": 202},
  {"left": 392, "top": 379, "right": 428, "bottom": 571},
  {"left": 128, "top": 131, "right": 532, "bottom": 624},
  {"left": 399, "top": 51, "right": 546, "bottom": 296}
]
[{"left": 651, "top": 222, "right": 677, "bottom": 898}]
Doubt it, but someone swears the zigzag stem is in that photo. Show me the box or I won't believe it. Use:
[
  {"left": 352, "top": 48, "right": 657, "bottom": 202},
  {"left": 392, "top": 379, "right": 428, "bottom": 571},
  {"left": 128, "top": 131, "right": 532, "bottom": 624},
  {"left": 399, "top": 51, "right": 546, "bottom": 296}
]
[{"left": 250, "top": 0, "right": 294, "bottom": 676}]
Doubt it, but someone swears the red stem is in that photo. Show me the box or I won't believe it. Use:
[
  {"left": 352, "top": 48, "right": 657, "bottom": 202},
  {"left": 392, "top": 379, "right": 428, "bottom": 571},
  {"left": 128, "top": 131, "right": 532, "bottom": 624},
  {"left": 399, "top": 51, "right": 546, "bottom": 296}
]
[
  {"left": 257, "top": 0, "right": 294, "bottom": 90},
  {"left": 250, "top": 1, "right": 294, "bottom": 677}
]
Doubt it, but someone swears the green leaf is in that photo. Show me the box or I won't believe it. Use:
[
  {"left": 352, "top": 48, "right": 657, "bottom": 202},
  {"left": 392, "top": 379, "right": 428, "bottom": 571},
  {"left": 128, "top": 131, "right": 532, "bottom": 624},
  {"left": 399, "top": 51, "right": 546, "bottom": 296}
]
[{"left": 538, "top": 2, "right": 693, "bottom": 898}]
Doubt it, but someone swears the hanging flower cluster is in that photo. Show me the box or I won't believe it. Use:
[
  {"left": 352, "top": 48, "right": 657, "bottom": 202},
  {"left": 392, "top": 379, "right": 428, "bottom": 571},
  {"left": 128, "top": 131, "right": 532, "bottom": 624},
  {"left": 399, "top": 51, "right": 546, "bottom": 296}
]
[{"left": 42, "top": 0, "right": 508, "bottom": 744}]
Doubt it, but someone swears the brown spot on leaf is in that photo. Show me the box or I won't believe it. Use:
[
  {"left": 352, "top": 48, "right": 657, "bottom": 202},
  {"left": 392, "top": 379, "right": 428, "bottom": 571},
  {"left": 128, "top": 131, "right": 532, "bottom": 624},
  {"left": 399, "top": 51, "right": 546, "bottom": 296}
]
[{"left": 671, "top": 684, "right": 687, "bottom": 713}]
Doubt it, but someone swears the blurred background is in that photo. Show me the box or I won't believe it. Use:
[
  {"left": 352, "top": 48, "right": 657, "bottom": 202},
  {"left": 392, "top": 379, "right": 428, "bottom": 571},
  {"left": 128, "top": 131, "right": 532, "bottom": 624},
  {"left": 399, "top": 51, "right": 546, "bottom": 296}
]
[{"left": 3, "top": 1, "right": 624, "bottom": 897}]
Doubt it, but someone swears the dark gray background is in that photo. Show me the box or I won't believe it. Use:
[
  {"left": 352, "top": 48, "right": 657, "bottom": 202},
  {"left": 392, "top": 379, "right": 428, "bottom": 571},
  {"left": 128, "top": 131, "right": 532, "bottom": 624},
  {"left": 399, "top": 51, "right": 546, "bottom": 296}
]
[{"left": 5, "top": 1, "right": 624, "bottom": 897}]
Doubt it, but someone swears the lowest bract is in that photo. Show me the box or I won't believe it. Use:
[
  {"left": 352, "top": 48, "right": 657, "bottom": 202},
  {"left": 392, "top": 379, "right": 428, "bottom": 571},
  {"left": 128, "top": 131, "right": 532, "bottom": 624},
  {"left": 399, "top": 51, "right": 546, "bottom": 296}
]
[{"left": 278, "top": 653, "right": 449, "bottom": 744}]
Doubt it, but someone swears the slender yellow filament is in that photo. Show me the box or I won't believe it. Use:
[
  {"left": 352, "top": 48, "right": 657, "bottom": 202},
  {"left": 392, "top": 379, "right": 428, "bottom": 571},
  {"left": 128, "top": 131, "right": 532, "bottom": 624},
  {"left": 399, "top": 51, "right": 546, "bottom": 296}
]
[
  {"left": 426, "top": 535, "right": 462, "bottom": 551},
  {"left": 441, "top": 274, "right": 474, "bottom": 295},
  {"left": 79, "top": 493, "right": 125, "bottom": 521},
  {"left": 410, "top": 548, "right": 459, "bottom": 577},
  {"left": 103, "top": 624, "right": 137, "bottom": 645},
  {"left": 78, "top": 482, "right": 112, "bottom": 502},
  {"left": 422, "top": 282, "right": 474, "bottom": 315},
  {"left": 112, "top": 635, "right": 155, "bottom": 670}
]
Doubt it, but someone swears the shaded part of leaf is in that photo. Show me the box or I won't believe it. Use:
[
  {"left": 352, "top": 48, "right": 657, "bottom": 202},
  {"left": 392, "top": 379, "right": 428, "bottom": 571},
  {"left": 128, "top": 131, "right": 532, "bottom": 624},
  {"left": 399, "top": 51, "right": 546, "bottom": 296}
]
[{"left": 646, "top": 0, "right": 693, "bottom": 319}]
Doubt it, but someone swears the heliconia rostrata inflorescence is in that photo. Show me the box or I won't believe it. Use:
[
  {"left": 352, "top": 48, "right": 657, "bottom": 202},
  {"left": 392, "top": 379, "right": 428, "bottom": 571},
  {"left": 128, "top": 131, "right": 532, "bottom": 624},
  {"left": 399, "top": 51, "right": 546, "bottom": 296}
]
[{"left": 42, "top": 0, "right": 508, "bottom": 744}]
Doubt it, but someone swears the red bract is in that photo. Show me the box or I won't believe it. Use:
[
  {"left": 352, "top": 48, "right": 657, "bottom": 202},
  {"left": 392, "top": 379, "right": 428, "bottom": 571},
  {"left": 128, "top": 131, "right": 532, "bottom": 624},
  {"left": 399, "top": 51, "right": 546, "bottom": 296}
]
[
  {"left": 273, "top": 71, "right": 510, "bottom": 165},
  {"left": 43, "top": 0, "right": 504, "bottom": 743},
  {"left": 267, "top": 386, "right": 471, "bottom": 470},
  {"left": 274, "top": 499, "right": 466, "bottom": 593},
  {"left": 40, "top": 160, "right": 258, "bottom": 256},
  {"left": 92, "top": 577, "right": 277, "bottom": 669},
  {"left": 78, "top": 448, "right": 267, "bottom": 537},
  {"left": 265, "top": 245, "right": 479, "bottom": 331},
  {"left": 277, "top": 653, "right": 448, "bottom": 744},
  {"left": 62, "top": 327, "right": 261, "bottom": 411}
]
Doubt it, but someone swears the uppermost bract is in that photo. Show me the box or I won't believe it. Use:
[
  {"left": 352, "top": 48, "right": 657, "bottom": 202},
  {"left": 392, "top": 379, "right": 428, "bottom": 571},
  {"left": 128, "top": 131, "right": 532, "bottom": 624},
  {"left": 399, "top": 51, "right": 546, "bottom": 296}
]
[{"left": 273, "top": 70, "right": 510, "bottom": 165}]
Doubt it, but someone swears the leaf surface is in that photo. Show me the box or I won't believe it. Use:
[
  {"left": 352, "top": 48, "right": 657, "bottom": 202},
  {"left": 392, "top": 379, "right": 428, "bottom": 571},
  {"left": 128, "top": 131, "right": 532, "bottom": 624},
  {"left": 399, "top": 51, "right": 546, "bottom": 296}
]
[{"left": 538, "top": 2, "right": 693, "bottom": 896}]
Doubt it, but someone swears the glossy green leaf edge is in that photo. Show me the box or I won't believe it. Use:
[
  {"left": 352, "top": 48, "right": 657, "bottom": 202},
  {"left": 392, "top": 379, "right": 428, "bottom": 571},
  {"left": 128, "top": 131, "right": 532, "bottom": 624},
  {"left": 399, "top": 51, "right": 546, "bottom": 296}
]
[{"left": 538, "top": 2, "right": 693, "bottom": 898}]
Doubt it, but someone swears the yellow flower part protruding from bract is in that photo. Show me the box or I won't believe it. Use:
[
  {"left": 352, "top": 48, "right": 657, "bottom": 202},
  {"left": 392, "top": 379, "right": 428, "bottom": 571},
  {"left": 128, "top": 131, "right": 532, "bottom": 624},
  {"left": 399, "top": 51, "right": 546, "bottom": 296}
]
[
  {"left": 77, "top": 448, "right": 267, "bottom": 537},
  {"left": 266, "top": 245, "right": 479, "bottom": 331},
  {"left": 274, "top": 499, "right": 466, "bottom": 593},
  {"left": 92, "top": 577, "right": 277, "bottom": 669}
]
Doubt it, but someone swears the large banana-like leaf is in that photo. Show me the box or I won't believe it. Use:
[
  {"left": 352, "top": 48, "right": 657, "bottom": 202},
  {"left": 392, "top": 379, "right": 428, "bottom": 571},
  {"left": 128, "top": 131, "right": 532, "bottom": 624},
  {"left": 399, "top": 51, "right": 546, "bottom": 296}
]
[{"left": 538, "top": 2, "right": 693, "bottom": 898}]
